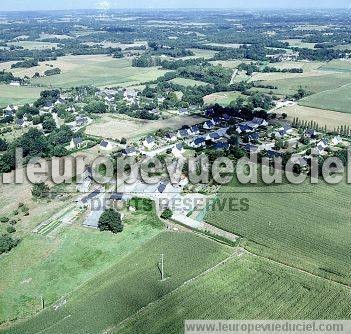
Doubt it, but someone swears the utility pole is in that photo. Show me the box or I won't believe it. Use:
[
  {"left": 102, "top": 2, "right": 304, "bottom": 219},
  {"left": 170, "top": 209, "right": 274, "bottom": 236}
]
[
  {"left": 41, "top": 295, "right": 44, "bottom": 310},
  {"left": 161, "top": 253, "right": 164, "bottom": 281}
]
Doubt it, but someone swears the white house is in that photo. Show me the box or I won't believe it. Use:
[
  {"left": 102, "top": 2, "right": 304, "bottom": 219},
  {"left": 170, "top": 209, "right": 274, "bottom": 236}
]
[
  {"left": 70, "top": 137, "right": 83, "bottom": 149},
  {"left": 122, "top": 146, "right": 137, "bottom": 157},
  {"left": 100, "top": 140, "right": 113, "bottom": 151},
  {"left": 143, "top": 135, "right": 156, "bottom": 149},
  {"left": 331, "top": 136, "right": 342, "bottom": 146},
  {"left": 165, "top": 132, "right": 177, "bottom": 142},
  {"left": 172, "top": 143, "right": 185, "bottom": 157},
  {"left": 203, "top": 120, "right": 215, "bottom": 130}
]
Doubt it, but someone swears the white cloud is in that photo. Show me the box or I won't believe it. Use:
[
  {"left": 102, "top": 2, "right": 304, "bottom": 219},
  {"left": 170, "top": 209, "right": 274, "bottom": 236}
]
[{"left": 96, "top": 1, "right": 111, "bottom": 10}]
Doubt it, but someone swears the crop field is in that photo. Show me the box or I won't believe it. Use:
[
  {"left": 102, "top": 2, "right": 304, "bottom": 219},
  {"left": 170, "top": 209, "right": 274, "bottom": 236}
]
[
  {"left": 117, "top": 255, "right": 351, "bottom": 333},
  {"left": 0, "top": 85, "right": 42, "bottom": 106},
  {"left": 85, "top": 114, "right": 207, "bottom": 140},
  {"left": 29, "top": 55, "right": 169, "bottom": 88},
  {"left": 276, "top": 104, "right": 351, "bottom": 129},
  {"left": 170, "top": 77, "right": 208, "bottom": 87},
  {"left": 319, "top": 60, "right": 351, "bottom": 73},
  {"left": 257, "top": 72, "right": 351, "bottom": 96},
  {"left": 203, "top": 91, "right": 243, "bottom": 106},
  {"left": 206, "top": 178, "right": 351, "bottom": 286},
  {"left": 281, "top": 39, "right": 316, "bottom": 49},
  {"left": 0, "top": 203, "right": 164, "bottom": 325},
  {"left": 7, "top": 41, "right": 59, "bottom": 50},
  {"left": 186, "top": 48, "right": 217, "bottom": 59},
  {"left": 299, "top": 83, "right": 351, "bottom": 113},
  {"left": 1, "top": 232, "right": 233, "bottom": 333}
]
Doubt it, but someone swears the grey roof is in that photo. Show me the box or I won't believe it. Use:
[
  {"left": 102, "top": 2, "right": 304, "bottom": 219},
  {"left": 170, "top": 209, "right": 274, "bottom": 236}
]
[
  {"left": 145, "top": 135, "right": 155, "bottom": 144},
  {"left": 178, "top": 129, "right": 189, "bottom": 137},
  {"left": 73, "top": 137, "right": 83, "bottom": 145},
  {"left": 158, "top": 183, "right": 167, "bottom": 193},
  {"left": 110, "top": 192, "right": 124, "bottom": 201},
  {"left": 81, "top": 189, "right": 101, "bottom": 204},
  {"left": 123, "top": 146, "right": 137, "bottom": 154},
  {"left": 100, "top": 140, "right": 109, "bottom": 148},
  {"left": 193, "top": 137, "right": 205, "bottom": 145}
]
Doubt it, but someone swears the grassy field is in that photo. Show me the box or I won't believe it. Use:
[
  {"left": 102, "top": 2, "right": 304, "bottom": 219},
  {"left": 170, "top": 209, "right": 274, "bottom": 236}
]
[
  {"left": 29, "top": 55, "right": 169, "bottom": 88},
  {"left": 170, "top": 77, "right": 208, "bottom": 87},
  {"left": 85, "top": 114, "right": 207, "bottom": 140},
  {"left": 320, "top": 60, "right": 351, "bottom": 73},
  {"left": 117, "top": 255, "right": 351, "bottom": 333},
  {"left": 276, "top": 104, "right": 351, "bottom": 129},
  {"left": 206, "top": 178, "right": 351, "bottom": 286},
  {"left": 282, "top": 39, "right": 316, "bottom": 49},
  {"left": 257, "top": 72, "right": 351, "bottom": 96},
  {"left": 299, "top": 83, "right": 351, "bottom": 114},
  {"left": 0, "top": 201, "right": 164, "bottom": 325},
  {"left": 1, "top": 232, "right": 233, "bottom": 333},
  {"left": 203, "top": 91, "right": 243, "bottom": 106},
  {"left": 0, "top": 85, "right": 42, "bottom": 106}
]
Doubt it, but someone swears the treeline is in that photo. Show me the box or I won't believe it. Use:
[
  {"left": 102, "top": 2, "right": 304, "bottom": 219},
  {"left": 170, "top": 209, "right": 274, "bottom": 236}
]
[
  {"left": 237, "top": 62, "right": 303, "bottom": 75},
  {"left": 0, "top": 70, "right": 21, "bottom": 84}
]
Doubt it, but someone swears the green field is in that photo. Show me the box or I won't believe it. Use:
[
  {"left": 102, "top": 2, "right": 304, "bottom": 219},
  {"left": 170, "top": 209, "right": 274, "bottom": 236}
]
[
  {"left": 30, "top": 55, "right": 170, "bottom": 89},
  {"left": 117, "top": 255, "right": 351, "bottom": 333},
  {"left": 206, "top": 178, "right": 351, "bottom": 286},
  {"left": 0, "top": 204, "right": 164, "bottom": 325},
  {"left": 170, "top": 77, "right": 208, "bottom": 87},
  {"left": 320, "top": 60, "right": 351, "bottom": 73},
  {"left": 203, "top": 91, "right": 243, "bottom": 106},
  {"left": 0, "top": 85, "right": 43, "bottom": 106},
  {"left": 1, "top": 232, "right": 232, "bottom": 334},
  {"left": 257, "top": 72, "right": 351, "bottom": 96},
  {"left": 299, "top": 83, "right": 351, "bottom": 113}
]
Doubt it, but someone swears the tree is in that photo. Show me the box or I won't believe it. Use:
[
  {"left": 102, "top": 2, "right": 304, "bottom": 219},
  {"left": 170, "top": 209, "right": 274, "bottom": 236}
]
[
  {"left": 0, "top": 234, "right": 20, "bottom": 255},
  {"left": 7, "top": 226, "right": 16, "bottom": 234},
  {"left": 32, "top": 183, "right": 50, "bottom": 199},
  {"left": 0, "top": 138, "right": 8, "bottom": 151},
  {"left": 161, "top": 209, "right": 173, "bottom": 219},
  {"left": 98, "top": 209, "right": 123, "bottom": 234},
  {"left": 83, "top": 101, "right": 107, "bottom": 114},
  {"left": 42, "top": 118, "right": 57, "bottom": 133}
]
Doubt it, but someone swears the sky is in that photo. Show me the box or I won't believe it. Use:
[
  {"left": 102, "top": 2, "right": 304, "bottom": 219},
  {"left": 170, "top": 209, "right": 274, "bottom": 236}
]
[{"left": 1, "top": 0, "right": 351, "bottom": 11}]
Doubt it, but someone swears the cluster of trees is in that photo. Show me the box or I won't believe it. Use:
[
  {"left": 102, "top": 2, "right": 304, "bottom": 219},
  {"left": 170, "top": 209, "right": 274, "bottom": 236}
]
[
  {"left": 0, "top": 234, "right": 20, "bottom": 255},
  {"left": 0, "top": 126, "right": 74, "bottom": 173},
  {"left": 34, "top": 89, "right": 60, "bottom": 108},
  {"left": 11, "top": 59, "right": 38, "bottom": 68},
  {"left": 44, "top": 67, "right": 61, "bottom": 76},
  {"left": 0, "top": 70, "right": 21, "bottom": 83}
]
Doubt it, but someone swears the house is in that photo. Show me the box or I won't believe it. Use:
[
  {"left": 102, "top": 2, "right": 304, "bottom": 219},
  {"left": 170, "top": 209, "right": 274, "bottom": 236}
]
[
  {"left": 252, "top": 117, "right": 268, "bottom": 127},
  {"left": 203, "top": 120, "right": 215, "bottom": 130},
  {"left": 104, "top": 95, "right": 115, "bottom": 104},
  {"left": 178, "top": 108, "right": 189, "bottom": 115},
  {"left": 122, "top": 146, "right": 137, "bottom": 157},
  {"left": 76, "top": 166, "right": 93, "bottom": 193},
  {"left": 190, "top": 137, "right": 205, "bottom": 148},
  {"left": 189, "top": 125, "right": 200, "bottom": 135},
  {"left": 205, "top": 108, "right": 215, "bottom": 117},
  {"left": 75, "top": 115, "right": 89, "bottom": 127},
  {"left": 157, "top": 182, "right": 167, "bottom": 194},
  {"left": 110, "top": 192, "right": 124, "bottom": 201},
  {"left": 66, "top": 106, "right": 76, "bottom": 113},
  {"left": 304, "top": 129, "right": 318, "bottom": 138},
  {"left": 16, "top": 118, "right": 31, "bottom": 128},
  {"left": 4, "top": 105, "right": 17, "bottom": 114},
  {"left": 70, "top": 137, "right": 83, "bottom": 149},
  {"left": 165, "top": 132, "right": 177, "bottom": 142},
  {"left": 143, "top": 135, "right": 156, "bottom": 149},
  {"left": 243, "top": 144, "right": 259, "bottom": 154},
  {"left": 215, "top": 141, "right": 230, "bottom": 150},
  {"left": 275, "top": 125, "right": 293, "bottom": 138},
  {"left": 236, "top": 123, "right": 254, "bottom": 134},
  {"left": 248, "top": 132, "right": 260, "bottom": 142},
  {"left": 290, "top": 155, "right": 308, "bottom": 168},
  {"left": 331, "top": 136, "right": 342, "bottom": 146},
  {"left": 177, "top": 129, "right": 189, "bottom": 138},
  {"left": 54, "top": 98, "right": 65, "bottom": 106},
  {"left": 80, "top": 189, "right": 101, "bottom": 206},
  {"left": 316, "top": 139, "right": 328, "bottom": 153},
  {"left": 212, "top": 117, "right": 221, "bottom": 125},
  {"left": 267, "top": 150, "right": 282, "bottom": 158},
  {"left": 124, "top": 89, "right": 138, "bottom": 104},
  {"left": 206, "top": 132, "right": 221, "bottom": 142},
  {"left": 172, "top": 143, "right": 184, "bottom": 157},
  {"left": 221, "top": 114, "right": 232, "bottom": 122},
  {"left": 149, "top": 108, "right": 160, "bottom": 115},
  {"left": 9, "top": 81, "right": 21, "bottom": 86},
  {"left": 42, "top": 102, "right": 54, "bottom": 112},
  {"left": 100, "top": 140, "right": 113, "bottom": 151}
]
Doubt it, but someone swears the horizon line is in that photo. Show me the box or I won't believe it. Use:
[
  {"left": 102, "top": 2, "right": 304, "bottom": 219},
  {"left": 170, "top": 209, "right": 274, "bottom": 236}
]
[{"left": 0, "top": 7, "right": 350, "bottom": 13}]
